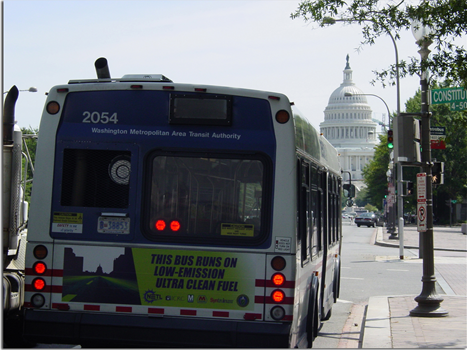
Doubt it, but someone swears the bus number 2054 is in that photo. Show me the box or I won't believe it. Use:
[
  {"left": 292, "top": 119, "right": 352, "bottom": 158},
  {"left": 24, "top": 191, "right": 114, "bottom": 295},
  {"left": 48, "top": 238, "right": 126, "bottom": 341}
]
[{"left": 82, "top": 111, "right": 118, "bottom": 124}]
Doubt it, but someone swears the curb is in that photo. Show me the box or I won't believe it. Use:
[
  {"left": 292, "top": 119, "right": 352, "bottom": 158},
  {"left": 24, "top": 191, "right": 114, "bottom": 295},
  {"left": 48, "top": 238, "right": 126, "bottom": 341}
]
[
  {"left": 362, "top": 296, "right": 392, "bottom": 348},
  {"left": 373, "top": 227, "right": 467, "bottom": 252}
]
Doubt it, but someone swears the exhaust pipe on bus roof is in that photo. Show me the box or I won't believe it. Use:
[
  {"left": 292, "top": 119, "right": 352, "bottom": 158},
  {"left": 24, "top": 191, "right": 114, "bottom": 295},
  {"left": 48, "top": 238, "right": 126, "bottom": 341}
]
[
  {"left": 95, "top": 57, "right": 111, "bottom": 79},
  {"left": 3, "top": 86, "right": 19, "bottom": 145}
]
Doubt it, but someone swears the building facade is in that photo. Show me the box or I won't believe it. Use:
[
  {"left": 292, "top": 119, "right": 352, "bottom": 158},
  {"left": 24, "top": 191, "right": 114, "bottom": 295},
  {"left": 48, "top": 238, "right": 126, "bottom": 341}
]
[{"left": 320, "top": 56, "right": 379, "bottom": 191}]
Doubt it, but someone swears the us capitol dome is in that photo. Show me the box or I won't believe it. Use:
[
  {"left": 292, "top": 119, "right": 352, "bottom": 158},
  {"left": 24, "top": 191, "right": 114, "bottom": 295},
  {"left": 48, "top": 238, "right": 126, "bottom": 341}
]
[{"left": 320, "top": 55, "right": 379, "bottom": 189}]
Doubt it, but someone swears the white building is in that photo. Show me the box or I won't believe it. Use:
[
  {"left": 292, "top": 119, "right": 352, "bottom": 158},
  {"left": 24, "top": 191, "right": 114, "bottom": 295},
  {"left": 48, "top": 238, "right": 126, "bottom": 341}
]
[{"left": 320, "top": 55, "right": 379, "bottom": 191}]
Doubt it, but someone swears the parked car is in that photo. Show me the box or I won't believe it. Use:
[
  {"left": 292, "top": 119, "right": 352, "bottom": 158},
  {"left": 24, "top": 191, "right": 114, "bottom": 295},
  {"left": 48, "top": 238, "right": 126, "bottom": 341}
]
[{"left": 355, "top": 212, "right": 381, "bottom": 227}]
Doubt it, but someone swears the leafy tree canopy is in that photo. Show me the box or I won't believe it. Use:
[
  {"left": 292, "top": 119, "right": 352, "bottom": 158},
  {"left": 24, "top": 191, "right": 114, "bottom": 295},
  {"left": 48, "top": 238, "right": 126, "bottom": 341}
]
[
  {"left": 362, "top": 133, "right": 391, "bottom": 209},
  {"left": 405, "top": 84, "right": 467, "bottom": 206},
  {"left": 291, "top": 0, "right": 467, "bottom": 89}
]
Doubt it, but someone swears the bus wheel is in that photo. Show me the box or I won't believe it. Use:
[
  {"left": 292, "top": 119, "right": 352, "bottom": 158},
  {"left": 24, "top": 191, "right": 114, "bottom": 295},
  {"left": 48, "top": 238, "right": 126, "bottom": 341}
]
[{"left": 306, "top": 288, "right": 319, "bottom": 346}]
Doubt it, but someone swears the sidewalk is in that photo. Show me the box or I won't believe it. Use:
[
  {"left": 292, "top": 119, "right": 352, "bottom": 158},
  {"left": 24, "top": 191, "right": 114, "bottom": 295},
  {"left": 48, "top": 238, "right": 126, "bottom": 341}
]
[
  {"left": 362, "top": 226, "right": 467, "bottom": 348},
  {"left": 375, "top": 224, "right": 467, "bottom": 252}
]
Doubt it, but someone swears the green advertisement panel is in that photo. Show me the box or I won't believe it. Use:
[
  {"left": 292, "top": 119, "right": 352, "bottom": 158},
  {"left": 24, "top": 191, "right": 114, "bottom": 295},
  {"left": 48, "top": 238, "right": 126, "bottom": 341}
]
[
  {"left": 132, "top": 248, "right": 258, "bottom": 310},
  {"left": 61, "top": 246, "right": 260, "bottom": 311}
]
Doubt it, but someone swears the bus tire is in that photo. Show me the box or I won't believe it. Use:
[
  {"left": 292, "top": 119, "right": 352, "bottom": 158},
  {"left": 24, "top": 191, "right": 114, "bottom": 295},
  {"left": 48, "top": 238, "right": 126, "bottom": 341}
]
[{"left": 306, "top": 279, "right": 320, "bottom": 347}]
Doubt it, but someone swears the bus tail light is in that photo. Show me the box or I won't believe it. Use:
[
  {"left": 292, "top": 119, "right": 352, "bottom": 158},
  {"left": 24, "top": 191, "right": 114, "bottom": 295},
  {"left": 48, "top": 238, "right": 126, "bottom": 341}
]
[
  {"left": 31, "top": 293, "right": 45, "bottom": 308},
  {"left": 272, "top": 273, "right": 285, "bottom": 286},
  {"left": 275, "top": 110, "right": 290, "bottom": 124},
  {"left": 32, "top": 278, "right": 46, "bottom": 291},
  {"left": 170, "top": 220, "right": 181, "bottom": 232},
  {"left": 155, "top": 219, "right": 181, "bottom": 232},
  {"left": 271, "top": 289, "right": 285, "bottom": 303},
  {"left": 46, "top": 101, "right": 60, "bottom": 114},
  {"left": 271, "top": 256, "right": 286, "bottom": 271},
  {"left": 33, "top": 262, "right": 47, "bottom": 275},
  {"left": 270, "top": 306, "right": 285, "bottom": 320},
  {"left": 33, "top": 245, "right": 48, "bottom": 259},
  {"left": 155, "top": 220, "right": 166, "bottom": 231}
]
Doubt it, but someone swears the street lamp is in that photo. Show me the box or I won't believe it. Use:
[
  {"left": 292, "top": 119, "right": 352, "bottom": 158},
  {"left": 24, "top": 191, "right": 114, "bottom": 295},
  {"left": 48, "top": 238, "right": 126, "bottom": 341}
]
[
  {"left": 343, "top": 91, "right": 398, "bottom": 236},
  {"left": 344, "top": 92, "right": 391, "bottom": 129},
  {"left": 409, "top": 21, "right": 448, "bottom": 317},
  {"left": 3, "top": 87, "right": 37, "bottom": 94},
  {"left": 323, "top": 16, "right": 401, "bottom": 239},
  {"left": 323, "top": 17, "right": 400, "bottom": 117}
]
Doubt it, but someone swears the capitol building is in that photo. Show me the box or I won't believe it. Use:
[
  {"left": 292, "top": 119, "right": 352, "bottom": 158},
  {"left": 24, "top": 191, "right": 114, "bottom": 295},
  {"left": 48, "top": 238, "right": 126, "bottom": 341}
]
[{"left": 320, "top": 55, "right": 380, "bottom": 191}]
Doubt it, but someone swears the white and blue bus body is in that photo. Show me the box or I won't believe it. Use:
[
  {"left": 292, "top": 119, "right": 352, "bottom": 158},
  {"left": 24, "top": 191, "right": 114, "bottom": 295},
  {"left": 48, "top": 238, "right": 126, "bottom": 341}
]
[{"left": 24, "top": 59, "right": 342, "bottom": 348}]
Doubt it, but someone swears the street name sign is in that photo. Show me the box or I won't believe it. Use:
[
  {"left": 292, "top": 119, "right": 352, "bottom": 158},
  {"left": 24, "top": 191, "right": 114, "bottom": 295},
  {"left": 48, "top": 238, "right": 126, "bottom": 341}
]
[
  {"left": 430, "top": 87, "right": 467, "bottom": 111},
  {"left": 417, "top": 173, "right": 427, "bottom": 232}
]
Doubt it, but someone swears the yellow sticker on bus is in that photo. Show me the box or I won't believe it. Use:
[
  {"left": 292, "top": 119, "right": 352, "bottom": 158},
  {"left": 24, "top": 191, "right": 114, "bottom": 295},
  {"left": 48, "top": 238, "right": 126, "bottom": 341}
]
[
  {"left": 53, "top": 212, "right": 83, "bottom": 224},
  {"left": 220, "top": 223, "right": 254, "bottom": 237}
]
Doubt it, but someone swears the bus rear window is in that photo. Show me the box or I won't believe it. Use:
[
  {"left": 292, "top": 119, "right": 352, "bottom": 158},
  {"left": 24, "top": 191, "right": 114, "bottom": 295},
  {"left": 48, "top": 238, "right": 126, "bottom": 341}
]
[{"left": 144, "top": 154, "right": 268, "bottom": 244}]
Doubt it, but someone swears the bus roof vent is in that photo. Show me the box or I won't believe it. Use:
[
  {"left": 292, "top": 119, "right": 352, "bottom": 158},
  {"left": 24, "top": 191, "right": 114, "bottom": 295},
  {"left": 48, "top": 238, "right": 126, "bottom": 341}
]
[{"left": 120, "top": 74, "right": 173, "bottom": 83}]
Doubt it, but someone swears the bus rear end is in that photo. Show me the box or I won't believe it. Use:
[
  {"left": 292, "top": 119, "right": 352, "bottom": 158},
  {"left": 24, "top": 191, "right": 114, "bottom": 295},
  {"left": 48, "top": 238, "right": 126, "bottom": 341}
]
[{"left": 24, "top": 61, "right": 299, "bottom": 347}]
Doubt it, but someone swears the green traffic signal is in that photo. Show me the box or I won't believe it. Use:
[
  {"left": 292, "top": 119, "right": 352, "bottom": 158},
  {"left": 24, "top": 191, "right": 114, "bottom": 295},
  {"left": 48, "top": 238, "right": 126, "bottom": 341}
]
[{"left": 387, "top": 130, "right": 394, "bottom": 149}]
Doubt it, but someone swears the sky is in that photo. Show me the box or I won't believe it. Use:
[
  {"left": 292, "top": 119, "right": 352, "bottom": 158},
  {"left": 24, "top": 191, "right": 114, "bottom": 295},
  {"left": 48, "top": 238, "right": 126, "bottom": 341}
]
[{"left": 4, "top": 0, "right": 426, "bottom": 131}]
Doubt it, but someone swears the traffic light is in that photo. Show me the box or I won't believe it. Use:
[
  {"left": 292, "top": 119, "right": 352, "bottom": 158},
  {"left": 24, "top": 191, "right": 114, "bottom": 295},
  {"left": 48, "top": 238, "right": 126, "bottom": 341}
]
[
  {"left": 387, "top": 129, "right": 394, "bottom": 149},
  {"left": 432, "top": 161, "right": 444, "bottom": 185},
  {"left": 393, "top": 115, "right": 421, "bottom": 164},
  {"left": 343, "top": 183, "right": 356, "bottom": 198}
]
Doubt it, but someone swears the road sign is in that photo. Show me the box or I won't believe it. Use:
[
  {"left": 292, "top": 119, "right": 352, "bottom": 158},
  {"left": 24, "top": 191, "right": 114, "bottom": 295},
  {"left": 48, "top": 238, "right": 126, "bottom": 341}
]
[
  {"left": 417, "top": 203, "right": 427, "bottom": 232},
  {"left": 417, "top": 173, "right": 427, "bottom": 232},
  {"left": 430, "top": 87, "right": 467, "bottom": 111},
  {"left": 417, "top": 173, "right": 426, "bottom": 201},
  {"left": 430, "top": 126, "right": 446, "bottom": 149}
]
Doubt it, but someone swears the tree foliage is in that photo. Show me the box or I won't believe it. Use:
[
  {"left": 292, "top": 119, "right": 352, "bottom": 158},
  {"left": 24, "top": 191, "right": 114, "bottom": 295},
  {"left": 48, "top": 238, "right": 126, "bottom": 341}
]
[
  {"left": 291, "top": 0, "right": 467, "bottom": 89},
  {"left": 21, "top": 127, "right": 38, "bottom": 202},
  {"left": 361, "top": 133, "right": 391, "bottom": 209},
  {"left": 405, "top": 85, "right": 467, "bottom": 223}
]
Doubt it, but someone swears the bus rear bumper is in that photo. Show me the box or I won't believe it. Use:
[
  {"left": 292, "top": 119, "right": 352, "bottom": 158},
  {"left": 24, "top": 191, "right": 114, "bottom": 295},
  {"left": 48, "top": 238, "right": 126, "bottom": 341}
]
[{"left": 24, "top": 309, "right": 291, "bottom": 347}]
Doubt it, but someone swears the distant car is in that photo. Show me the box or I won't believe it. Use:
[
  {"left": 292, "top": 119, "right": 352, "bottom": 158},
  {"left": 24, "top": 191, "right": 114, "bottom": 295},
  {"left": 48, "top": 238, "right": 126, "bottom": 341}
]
[{"left": 355, "top": 212, "right": 380, "bottom": 227}]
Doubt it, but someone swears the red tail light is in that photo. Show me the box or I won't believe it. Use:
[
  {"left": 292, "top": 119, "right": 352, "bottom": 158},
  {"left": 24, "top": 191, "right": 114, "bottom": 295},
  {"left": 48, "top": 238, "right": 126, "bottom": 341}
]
[
  {"left": 32, "top": 278, "right": 46, "bottom": 291},
  {"left": 170, "top": 220, "right": 181, "bottom": 232},
  {"left": 155, "top": 220, "right": 166, "bottom": 231},
  {"left": 272, "top": 273, "right": 285, "bottom": 286},
  {"left": 271, "top": 289, "right": 285, "bottom": 303},
  {"left": 33, "top": 262, "right": 47, "bottom": 275}
]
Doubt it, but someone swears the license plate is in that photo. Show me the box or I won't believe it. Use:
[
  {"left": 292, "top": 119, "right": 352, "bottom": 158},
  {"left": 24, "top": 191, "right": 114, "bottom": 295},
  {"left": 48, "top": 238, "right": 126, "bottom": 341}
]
[{"left": 97, "top": 216, "right": 130, "bottom": 234}]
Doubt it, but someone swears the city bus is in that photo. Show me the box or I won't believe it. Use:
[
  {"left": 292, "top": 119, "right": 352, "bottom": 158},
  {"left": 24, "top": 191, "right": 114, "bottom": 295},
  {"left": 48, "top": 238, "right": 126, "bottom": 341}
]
[{"left": 23, "top": 58, "right": 342, "bottom": 347}]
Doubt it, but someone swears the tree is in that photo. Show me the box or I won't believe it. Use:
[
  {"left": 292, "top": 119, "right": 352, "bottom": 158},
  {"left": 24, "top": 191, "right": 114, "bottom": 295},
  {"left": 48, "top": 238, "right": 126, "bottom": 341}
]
[
  {"left": 291, "top": 0, "right": 467, "bottom": 90},
  {"left": 361, "top": 134, "right": 391, "bottom": 209},
  {"left": 405, "top": 84, "right": 467, "bottom": 223},
  {"left": 21, "top": 127, "right": 38, "bottom": 202}
]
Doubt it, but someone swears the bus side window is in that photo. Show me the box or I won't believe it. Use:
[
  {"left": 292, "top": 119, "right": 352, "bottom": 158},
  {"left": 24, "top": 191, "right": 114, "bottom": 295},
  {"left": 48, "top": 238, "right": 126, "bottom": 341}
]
[
  {"left": 298, "top": 159, "right": 311, "bottom": 265},
  {"left": 318, "top": 170, "right": 326, "bottom": 251}
]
